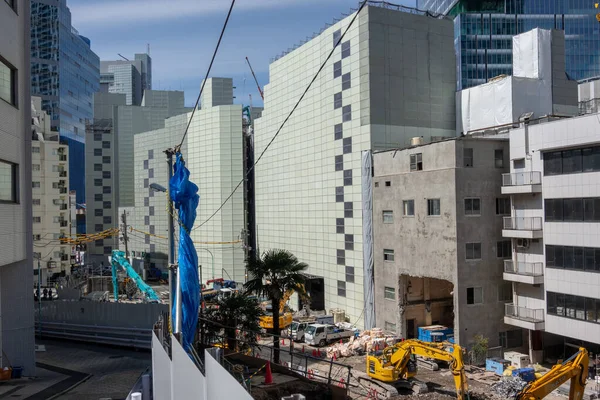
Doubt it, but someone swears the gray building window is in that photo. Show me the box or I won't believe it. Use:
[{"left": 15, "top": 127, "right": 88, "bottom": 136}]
[
  {"left": 345, "top": 234, "right": 354, "bottom": 251},
  {"left": 144, "top": 178, "right": 149, "bottom": 188},
  {"left": 103, "top": 186, "right": 111, "bottom": 194},
  {"left": 499, "top": 329, "right": 523, "bottom": 349},
  {"left": 410, "top": 153, "right": 423, "bottom": 171},
  {"left": 337, "top": 280, "right": 346, "bottom": 297},
  {"left": 103, "top": 171, "right": 111, "bottom": 179},
  {"left": 103, "top": 201, "right": 112, "bottom": 209},
  {"left": 150, "top": 244, "right": 156, "bottom": 252},
  {"left": 0, "top": 58, "right": 17, "bottom": 105},
  {"left": 345, "top": 266, "right": 354, "bottom": 283},
  {"left": 94, "top": 133, "right": 102, "bottom": 141},
  {"left": 144, "top": 197, "right": 149, "bottom": 206},
  {"left": 149, "top": 206, "right": 154, "bottom": 216},
  {"left": 333, "top": 61, "right": 342, "bottom": 78},
  {"left": 497, "top": 240, "right": 511, "bottom": 258},
  {"left": 95, "top": 193, "right": 102, "bottom": 201},
  {"left": 341, "top": 41, "right": 350, "bottom": 58},
  {"left": 498, "top": 282, "right": 513, "bottom": 302},
  {"left": 342, "top": 105, "right": 352, "bottom": 122},
  {"left": 333, "top": 29, "right": 341, "bottom": 47},
  {"left": 343, "top": 169, "right": 352, "bottom": 186},
  {"left": 427, "top": 199, "right": 440, "bottom": 216},
  {"left": 149, "top": 168, "right": 154, "bottom": 179},
  {"left": 337, "top": 249, "right": 345, "bottom": 265},
  {"left": 334, "top": 92, "right": 342, "bottom": 109},
  {"left": 464, "top": 148, "right": 473, "bottom": 167},
  {"left": 467, "top": 287, "right": 483, "bottom": 304},
  {"left": 0, "top": 160, "right": 17, "bottom": 203},
  {"left": 336, "top": 218, "right": 344, "bottom": 234},
  {"left": 149, "top": 225, "right": 155, "bottom": 234},
  {"left": 466, "top": 242, "right": 482, "bottom": 260},
  {"left": 344, "top": 201, "right": 353, "bottom": 218},
  {"left": 148, "top": 150, "right": 154, "bottom": 159},
  {"left": 495, "top": 149, "right": 504, "bottom": 168},
  {"left": 383, "top": 210, "right": 393, "bottom": 223},
  {"left": 496, "top": 197, "right": 510, "bottom": 215},
  {"left": 104, "top": 246, "right": 112, "bottom": 255},
  {"left": 94, "top": 224, "right": 103, "bottom": 232},
  {"left": 94, "top": 148, "right": 102, "bottom": 156},
  {"left": 94, "top": 164, "right": 102, "bottom": 172},
  {"left": 94, "top": 209, "right": 103, "bottom": 216},
  {"left": 334, "top": 123, "right": 343, "bottom": 140},
  {"left": 343, "top": 137, "right": 352, "bottom": 154},
  {"left": 336, "top": 186, "right": 344, "bottom": 202},
  {"left": 103, "top": 156, "right": 111, "bottom": 164},
  {"left": 403, "top": 200, "right": 414, "bottom": 216},
  {"left": 102, "top": 141, "right": 110, "bottom": 149},
  {"left": 95, "top": 239, "right": 103, "bottom": 246},
  {"left": 143, "top": 160, "right": 149, "bottom": 169},
  {"left": 94, "top": 178, "right": 102, "bottom": 187},
  {"left": 464, "top": 198, "right": 481, "bottom": 216},
  {"left": 335, "top": 155, "right": 343, "bottom": 171},
  {"left": 384, "top": 286, "right": 395, "bottom": 300},
  {"left": 33, "top": 216, "right": 41, "bottom": 223},
  {"left": 103, "top": 216, "right": 112, "bottom": 224},
  {"left": 144, "top": 216, "right": 150, "bottom": 225},
  {"left": 383, "top": 249, "right": 394, "bottom": 262},
  {"left": 342, "top": 72, "right": 351, "bottom": 90}
]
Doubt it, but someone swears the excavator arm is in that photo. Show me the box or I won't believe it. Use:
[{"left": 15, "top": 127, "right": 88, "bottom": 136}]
[
  {"left": 111, "top": 250, "right": 160, "bottom": 303},
  {"left": 516, "top": 348, "right": 588, "bottom": 400},
  {"left": 367, "top": 339, "right": 469, "bottom": 400}
]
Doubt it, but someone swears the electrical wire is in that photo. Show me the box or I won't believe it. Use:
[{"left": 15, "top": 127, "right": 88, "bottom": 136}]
[
  {"left": 176, "top": 0, "right": 236, "bottom": 149},
  {"left": 191, "top": 0, "right": 368, "bottom": 231}
]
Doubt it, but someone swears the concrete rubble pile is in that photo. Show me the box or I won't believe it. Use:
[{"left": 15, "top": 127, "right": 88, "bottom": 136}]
[
  {"left": 325, "top": 327, "right": 398, "bottom": 359},
  {"left": 491, "top": 376, "right": 528, "bottom": 398}
]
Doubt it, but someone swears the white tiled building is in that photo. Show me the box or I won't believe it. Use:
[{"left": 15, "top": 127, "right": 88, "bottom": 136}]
[
  {"left": 31, "top": 97, "right": 71, "bottom": 283},
  {"left": 132, "top": 78, "right": 246, "bottom": 282},
  {"left": 0, "top": 0, "right": 36, "bottom": 375},
  {"left": 502, "top": 113, "right": 600, "bottom": 361},
  {"left": 254, "top": 5, "right": 456, "bottom": 326}
]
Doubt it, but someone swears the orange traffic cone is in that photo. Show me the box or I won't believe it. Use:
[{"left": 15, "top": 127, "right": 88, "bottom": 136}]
[
  {"left": 264, "top": 361, "right": 273, "bottom": 384},
  {"left": 312, "top": 349, "right": 317, "bottom": 357},
  {"left": 302, "top": 345, "right": 305, "bottom": 353}
]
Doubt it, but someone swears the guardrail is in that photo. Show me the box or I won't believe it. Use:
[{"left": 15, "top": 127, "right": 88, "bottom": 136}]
[
  {"left": 504, "top": 260, "right": 543, "bottom": 276},
  {"left": 505, "top": 304, "right": 544, "bottom": 322},
  {"left": 503, "top": 217, "right": 543, "bottom": 230},
  {"left": 502, "top": 172, "right": 541, "bottom": 186},
  {"left": 35, "top": 321, "right": 152, "bottom": 349}
]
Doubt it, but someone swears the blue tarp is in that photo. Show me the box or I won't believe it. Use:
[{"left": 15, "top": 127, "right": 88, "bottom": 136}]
[{"left": 170, "top": 152, "right": 200, "bottom": 352}]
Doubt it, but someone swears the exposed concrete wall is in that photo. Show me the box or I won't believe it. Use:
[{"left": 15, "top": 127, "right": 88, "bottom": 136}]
[{"left": 374, "top": 137, "right": 513, "bottom": 347}]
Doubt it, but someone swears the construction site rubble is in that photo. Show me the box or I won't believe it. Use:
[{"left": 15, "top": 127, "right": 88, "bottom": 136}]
[
  {"left": 491, "top": 376, "right": 528, "bottom": 398},
  {"left": 325, "top": 328, "right": 398, "bottom": 359}
]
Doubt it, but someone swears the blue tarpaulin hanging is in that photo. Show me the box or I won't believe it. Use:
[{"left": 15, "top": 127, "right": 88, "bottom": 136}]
[{"left": 170, "top": 152, "right": 200, "bottom": 352}]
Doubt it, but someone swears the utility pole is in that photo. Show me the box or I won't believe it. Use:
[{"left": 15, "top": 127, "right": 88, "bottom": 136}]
[
  {"left": 164, "top": 148, "right": 181, "bottom": 335},
  {"left": 121, "top": 210, "right": 129, "bottom": 257},
  {"left": 37, "top": 256, "right": 42, "bottom": 338}
]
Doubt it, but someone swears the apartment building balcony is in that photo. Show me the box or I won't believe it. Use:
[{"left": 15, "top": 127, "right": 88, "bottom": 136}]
[
  {"left": 504, "top": 303, "right": 545, "bottom": 331},
  {"left": 501, "top": 172, "right": 542, "bottom": 194},
  {"left": 503, "top": 217, "right": 543, "bottom": 239},
  {"left": 503, "top": 260, "right": 544, "bottom": 285}
]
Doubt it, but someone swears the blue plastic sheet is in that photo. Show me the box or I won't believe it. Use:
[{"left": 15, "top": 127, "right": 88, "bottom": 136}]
[{"left": 170, "top": 152, "right": 200, "bottom": 352}]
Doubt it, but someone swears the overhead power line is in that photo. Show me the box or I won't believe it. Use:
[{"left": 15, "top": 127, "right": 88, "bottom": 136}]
[
  {"left": 192, "top": 0, "right": 368, "bottom": 231},
  {"left": 176, "top": 0, "right": 236, "bottom": 149}
]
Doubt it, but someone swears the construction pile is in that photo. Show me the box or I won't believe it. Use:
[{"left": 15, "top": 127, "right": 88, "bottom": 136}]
[
  {"left": 325, "top": 328, "right": 398, "bottom": 359},
  {"left": 491, "top": 376, "right": 528, "bottom": 398}
]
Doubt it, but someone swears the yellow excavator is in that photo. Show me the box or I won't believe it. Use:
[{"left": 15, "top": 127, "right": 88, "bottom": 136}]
[
  {"left": 366, "top": 339, "right": 469, "bottom": 400},
  {"left": 516, "top": 347, "right": 589, "bottom": 400},
  {"left": 258, "top": 286, "right": 300, "bottom": 331}
]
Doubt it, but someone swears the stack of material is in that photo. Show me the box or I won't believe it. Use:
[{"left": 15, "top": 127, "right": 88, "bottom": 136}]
[
  {"left": 492, "top": 376, "right": 528, "bottom": 398},
  {"left": 325, "top": 328, "right": 399, "bottom": 359}
]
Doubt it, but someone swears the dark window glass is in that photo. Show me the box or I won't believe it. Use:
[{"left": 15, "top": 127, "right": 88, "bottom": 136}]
[
  {"left": 342, "top": 105, "right": 352, "bottom": 122},
  {"left": 341, "top": 41, "right": 350, "bottom": 58},
  {"left": 144, "top": 178, "right": 149, "bottom": 188},
  {"left": 334, "top": 92, "right": 342, "bottom": 109},
  {"left": 410, "top": 153, "right": 423, "bottom": 171},
  {"left": 0, "top": 160, "right": 17, "bottom": 203},
  {"left": 102, "top": 171, "right": 111, "bottom": 179},
  {"left": 337, "top": 281, "right": 346, "bottom": 297},
  {"left": 333, "top": 29, "right": 341, "bottom": 47},
  {"left": 574, "top": 247, "right": 584, "bottom": 270},
  {"left": 334, "top": 123, "right": 343, "bottom": 140},
  {"left": 585, "top": 297, "right": 597, "bottom": 322},
  {"left": 427, "top": 199, "right": 441, "bottom": 216},
  {"left": 148, "top": 150, "right": 154, "bottom": 159},
  {"left": 584, "top": 248, "right": 595, "bottom": 271},
  {"left": 582, "top": 146, "right": 600, "bottom": 172},
  {"left": 103, "top": 156, "right": 111, "bottom": 164},
  {"left": 103, "top": 216, "right": 112, "bottom": 224},
  {"left": 343, "top": 137, "right": 352, "bottom": 154},
  {"left": 94, "top": 164, "right": 102, "bottom": 172},
  {"left": 343, "top": 169, "right": 352, "bottom": 186},
  {"left": 562, "top": 149, "right": 582, "bottom": 174},
  {"left": 345, "top": 266, "right": 354, "bottom": 283},
  {"left": 337, "top": 249, "right": 345, "bottom": 265},
  {"left": 103, "top": 201, "right": 111, "bottom": 209},
  {"left": 345, "top": 234, "right": 354, "bottom": 251},
  {"left": 563, "top": 246, "right": 574, "bottom": 269},
  {"left": 149, "top": 206, "right": 154, "bottom": 216},
  {"left": 564, "top": 198, "right": 583, "bottom": 221},
  {"left": 565, "top": 295, "right": 576, "bottom": 318},
  {"left": 344, "top": 201, "right": 353, "bottom": 218},
  {"left": 94, "top": 178, "right": 102, "bottom": 187},
  {"left": 545, "top": 199, "right": 563, "bottom": 221},
  {"left": 102, "top": 141, "right": 110, "bottom": 149},
  {"left": 94, "top": 148, "right": 102, "bottom": 156},
  {"left": 547, "top": 292, "right": 557, "bottom": 314},
  {"left": 342, "top": 72, "right": 351, "bottom": 90},
  {"left": 465, "top": 198, "right": 481, "bottom": 216},
  {"left": 94, "top": 224, "right": 103, "bottom": 232},
  {"left": 554, "top": 246, "right": 563, "bottom": 268},
  {"left": 149, "top": 168, "right": 154, "bottom": 179},
  {"left": 94, "top": 133, "right": 102, "bottom": 141},
  {"left": 336, "top": 218, "right": 344, "bottom": 234},
  {"left": 494, "top": 149, "right": 504, "bottom": 168},
  {"left": 143, "top": 160, "right": 149, "bottom": 169},
  {"left": 544, "top": 151, "right": 562, "bottom": 175},
  {"left": 144, "top": 197, "right": 149, "bottom": 206},
  {"left": 0, "top": 58, "right": 16, "bottom": 105},
  {"left": 103, "top": 186, "right": 111, "bottom": 194},
  {"left": 464, "top": 148, "right": 473, "bottom": 167},
  {"left": 104, "top": 246, "right": 112, "bottom": 255},
  {"left": 94, "top": 193, "right": 103, "bottom": 201},
  {"left": 144, "top": 216, "right": 150, "bottom": 225},
  {"left": 335, "top": 155, "right": 343, "bottom": 171},
  {"left": 496, "top": 197, "right": 510, "bottom": 215},
  {"left": 546, "top": 245, "right": 555, "bottom": 267},
  {"left": 556, "top": 293, "right": 565, "bottom": 316},
  {"left": 576, "top": 296, "right": 586, "bottom": 320},
  {"left": 333, "top": 61, "right": 342, "bottom": 79},
  {"left": 466, "top": 242, "right": 482, "bottom": 260},
  {"left": 336, "top": 186, "right": 344, "bottom": 202},
  {"left": 497, "top": 240, "right": 512, "bottom": 258},
  {"left": 94, "top": 209, "right": 103, "bottom": 216}
]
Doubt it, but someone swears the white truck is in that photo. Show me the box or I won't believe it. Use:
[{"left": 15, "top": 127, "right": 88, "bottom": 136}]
[
  {"left": 304, "top": 323, "right": 357, "bottom": 347},
  {"left": 288, "top": 315, "right": 334, "bottom": 342}
]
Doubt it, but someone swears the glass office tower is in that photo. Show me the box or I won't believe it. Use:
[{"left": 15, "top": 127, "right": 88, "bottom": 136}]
[
  {"left": 417, "top": 0, "right": 600, "bottom": 89},
  {"left": 31, "top": 0, "right": 100, "bottom": 216}
]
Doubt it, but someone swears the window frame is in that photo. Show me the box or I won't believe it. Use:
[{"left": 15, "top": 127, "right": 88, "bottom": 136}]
[
  {"left": 337, "top": 280, "right": 346, "bottom": 297},
  {"left": 382, "top": 210, "right": 394, "bottom": 224},
  {"left": 333, "top": 61, "right": 342, "bottom": 79},
  {"left": 383, "top": 249, "right": 395, "bottom": 262},
  {"left": 467, "top": 287, "right": 483, "bottom": 305},
  {"left": 0, "top": 55, "right": 17, "bottom": 107},
  {"left": 403, "top": 200, "right": 415, "bottom": 216},
  {"left": 465, "top": 242, "right": 482, "bottom": 260},
  {"left": 410, "top": 153, "right": 423, "bottom": 171},
  {"left": 427, "top": 198, "right": 441, "bottom": 216},
  {"left": 464, "top": 147, "right": 474, "bottom": 167},
  {"left": 384, "top": 286, "right": 396, "bottom": 300},
  {"left": 342, "top": 72, "right": 351, "bottom": 90},
  {"left": 494, "top": 149, "right": 504, "bottom": 168},
  {"left": 464, "top": 197, "right": 481, "bottom": 216},
  {"left": 0, "top": 159, "right": 18, "bottom": 204},
  {"left": 496, "top": 240, "right": 512, "bottom": 258},
  {"left": 496, "top": 197, "right": 510, "bottom": 215}
]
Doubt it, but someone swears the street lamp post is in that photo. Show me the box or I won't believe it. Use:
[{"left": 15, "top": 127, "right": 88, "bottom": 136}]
[{"left": 198, "top": 248, "right": 214, "bottom": 281}]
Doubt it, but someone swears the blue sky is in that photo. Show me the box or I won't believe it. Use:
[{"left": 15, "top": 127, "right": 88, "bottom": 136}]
[{"left": 68, "top": 0, "right": 414, "bottom": 107}]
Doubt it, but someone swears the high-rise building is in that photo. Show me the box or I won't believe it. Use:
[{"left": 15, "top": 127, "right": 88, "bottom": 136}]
[
  {"left": 417, "top": 0, "right": 600, "bottom": 90},
  {"left": 31, "top": 97, "right": 72, "bottom": 284},
  {"left": 254, "top": 5, "right": 456, "bottom": 327},
  {"left": 100, "top": 53, "right": 152, "bottom": 106},
  {"left": 0, "top": 0, "right": 36, "bottom": 375},
  {"left": 85, "top": 90, "right": 186, "bottom": 265},
  {"left": 131, "top": 78, "right": 247, "bottom": 282},
  {"left": 30, "top": 0, "right": 100, "bottom": 209}
]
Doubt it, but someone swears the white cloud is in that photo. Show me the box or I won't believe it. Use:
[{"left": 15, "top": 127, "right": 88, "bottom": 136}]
[{"left": 69, "top": 0, "right": 327, "bottom": 27}]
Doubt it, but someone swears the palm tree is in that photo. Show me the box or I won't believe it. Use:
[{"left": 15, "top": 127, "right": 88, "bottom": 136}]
[
  {"left": 203, "top": 292, "right": 263, "bottom": 352},
  {"left": 245, "top": 249, "right": 308, "bottom": 364}
]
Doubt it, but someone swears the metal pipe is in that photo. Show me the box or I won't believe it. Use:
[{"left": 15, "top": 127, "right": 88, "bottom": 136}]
[
  {"left": 198, "top": 248, "right": 214, "bottom": 280},
  {"left": 175, "top": 266, "right": 182, "bottom": 335},
  {"left": 166, "top": 150, "right": 176, "bottom": 331}
]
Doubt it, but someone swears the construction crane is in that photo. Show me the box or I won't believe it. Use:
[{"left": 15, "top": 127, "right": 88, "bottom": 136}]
[
  {"left": 516, "top": 347, "right": 589, "bottom": 400},
  {"left": 366, "top": 339, "right": 469, "bottom": 400},
  {"left": 245, "top": 56, "right": 264, "bottom": 100},
  {"left": 259, "top": 285, "right": 306, "bottom": 331},
  {"left": 110, "top": 250, "right": 160, "bottom": 303}
]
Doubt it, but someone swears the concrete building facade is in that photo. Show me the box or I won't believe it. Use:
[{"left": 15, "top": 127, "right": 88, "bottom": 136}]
[
  {"left": 100, "top": 53, "right": 152, "bottom": 106},
  {"left": 0, "top": 0, "right": 36, "bottom": 375},
  {"left": 85, "top": 90, "right": 186, "bottom": 265},
  {"left": 254, "top": 5, "right": 456, "bottom": 325},
  {"left": 503, "top": 113, "right": 600, "bottom": 361},
  {"left": 31, "top": 97, "right": 71, "bottom": 283},
  {"left": 373, "top": 137, "right": 520, "bottom": 349},
  {"left": 131, "top": 78, "right": 246, "bottom": 282}
]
